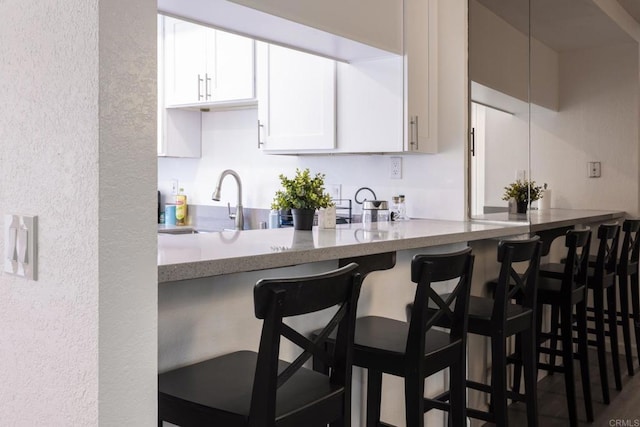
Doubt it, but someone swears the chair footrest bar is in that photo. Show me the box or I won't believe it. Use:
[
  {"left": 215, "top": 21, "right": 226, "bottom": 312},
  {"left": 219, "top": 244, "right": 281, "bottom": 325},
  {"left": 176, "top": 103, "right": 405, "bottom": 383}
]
[
  {"left": 466, "top": 380, "right": 492, "bottom": 394},
  {"left": 423, "top": 397, "right": 450, "bottom": 413},
  {"left": 466, "top": 407, "right": 494, "bottom": 423}
]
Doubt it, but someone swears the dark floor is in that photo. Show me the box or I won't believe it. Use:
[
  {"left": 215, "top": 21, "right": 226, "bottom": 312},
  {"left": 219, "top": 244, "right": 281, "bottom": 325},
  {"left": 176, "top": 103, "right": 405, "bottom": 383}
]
[{"left": 487, "top": 350, "right": 640, "bottom": 426}]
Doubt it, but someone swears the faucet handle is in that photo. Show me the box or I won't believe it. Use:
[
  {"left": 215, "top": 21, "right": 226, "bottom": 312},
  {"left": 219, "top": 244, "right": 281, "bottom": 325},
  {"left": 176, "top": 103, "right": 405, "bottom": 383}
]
[{"left": 227, "top": 202, "right": 236, "bottom": 220}]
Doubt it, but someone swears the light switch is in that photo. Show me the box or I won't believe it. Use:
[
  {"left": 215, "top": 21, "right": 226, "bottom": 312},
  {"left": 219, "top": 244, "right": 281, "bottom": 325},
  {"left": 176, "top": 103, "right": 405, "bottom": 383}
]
[{"left": 4, "top": 214, "right": 37, "bottom": 280}]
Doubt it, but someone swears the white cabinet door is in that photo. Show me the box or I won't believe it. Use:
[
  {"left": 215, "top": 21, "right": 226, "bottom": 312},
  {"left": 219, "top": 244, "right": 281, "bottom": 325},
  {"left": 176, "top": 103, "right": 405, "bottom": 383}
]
[
  {"left": 257, "top": 42, "right": 336, "bottom": 151},
  {"left": 164, "top": 16, "right": 208, "bottom": 105},
  {"left": 404, "top": 0, "right": 438, "bottom": 153},
  {"left": 164, "top": 16, "right": 255, "bottom": 107},
  {"left": 210, "top": 31, "right": 254, "bottom": 102}
]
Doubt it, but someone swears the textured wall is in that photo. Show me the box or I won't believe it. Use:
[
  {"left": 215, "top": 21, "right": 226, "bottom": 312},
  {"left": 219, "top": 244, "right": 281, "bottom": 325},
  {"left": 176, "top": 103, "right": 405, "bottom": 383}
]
[{"left": 0, "top": 0, "right": 157, "bottom": 425}]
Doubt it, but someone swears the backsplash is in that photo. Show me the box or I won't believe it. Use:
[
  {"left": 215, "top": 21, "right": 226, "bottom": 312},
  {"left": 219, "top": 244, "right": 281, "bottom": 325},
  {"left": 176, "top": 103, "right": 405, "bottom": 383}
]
[{"left": 158, "top": 108, "right": 466, "bottom": 221}]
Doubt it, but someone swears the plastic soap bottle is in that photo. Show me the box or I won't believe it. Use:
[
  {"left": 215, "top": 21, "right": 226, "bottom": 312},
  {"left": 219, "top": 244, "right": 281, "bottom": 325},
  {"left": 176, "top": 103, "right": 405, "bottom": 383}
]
[{"left": 175, "top": 188, "right": 187, "bottom": 226}]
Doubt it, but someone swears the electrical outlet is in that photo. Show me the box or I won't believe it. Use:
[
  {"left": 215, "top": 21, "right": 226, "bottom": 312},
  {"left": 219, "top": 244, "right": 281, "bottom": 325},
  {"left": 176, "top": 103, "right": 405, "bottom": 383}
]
[
  {"left": 170, "top": 180, "right": 179, "bottom": 195},
  {"left": 588, "top": 162, "right": 601, "bottom": 178},
  {"left": 390, "top": 157, "right": 402, "bottom": 179},
  {"left": 327, "top": 184, "right": 341, "bottom": 201}
]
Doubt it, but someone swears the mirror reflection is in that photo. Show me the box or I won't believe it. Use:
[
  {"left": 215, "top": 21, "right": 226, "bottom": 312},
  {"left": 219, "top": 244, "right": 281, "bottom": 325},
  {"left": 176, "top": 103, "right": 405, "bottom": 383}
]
[{"left": 469, "top": 0, "right": 640, "bottom": 220}]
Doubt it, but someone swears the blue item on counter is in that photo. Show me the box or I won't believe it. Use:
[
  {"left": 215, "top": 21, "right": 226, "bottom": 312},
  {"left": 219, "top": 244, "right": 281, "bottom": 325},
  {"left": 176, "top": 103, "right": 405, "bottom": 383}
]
[
  {"left": 269, "top": 210, "right": 280, "bottom": 229},
  {"left": 165, "top": 205, "right": 177, "bottom": 225}
]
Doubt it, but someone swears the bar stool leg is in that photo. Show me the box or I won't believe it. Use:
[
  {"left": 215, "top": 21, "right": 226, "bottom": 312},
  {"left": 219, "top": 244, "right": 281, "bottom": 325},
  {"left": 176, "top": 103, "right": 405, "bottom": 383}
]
[
  {"left": 366, "top": 369, "right": 383, "bottom": 427},
  {"left": 548, "top": 304, "right": 560, "bottom": 375},
  {"left": 593, "top": 287, "right": 611, "bottom": 404},
  {"left": 607, "top": 284, "right": 623, "bottom": 390},
  {"left": 576, "top": 300, "right": 594, "bottom": 422},
  {"left": 521, "top": 326, "right": 539, "bottom": 427},
  {"left": 404, "top": 373, "right": 425, "bottom": 427},
  {"left": 449, "top": 358, "right": 466, "bottom": 427},
  {"left": 618, "top": 272, "right": 635, "bottom": 375},
  {"left": 561, "top": 306, "right": 579, "bottom": 427},
  {"left": 491, "top": 335, "right": 508, "bottom": 427},
  {"left": 630, "top": 272, "right": 640, "bottom": 367}
]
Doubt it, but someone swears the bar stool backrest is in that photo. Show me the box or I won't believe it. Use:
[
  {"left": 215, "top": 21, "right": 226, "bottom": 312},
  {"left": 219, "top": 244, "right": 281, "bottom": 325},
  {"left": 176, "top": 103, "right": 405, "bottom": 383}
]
[
  {"left": 562, "top": 229, "right": 592, "bottom": 297},
  {"left": 492, "top": 236, "right": 542, "bottom": 324},
  {"left": 594, "top": 223, "right": 621, "bottom": 281},
  {"left": 620, "top": 219, "right": 640, "bottom": 275},
  {"left": 251, "top": 263, "right": 363, "bottom": 424},
  {"left": 406, "top": 248, "right": 474, "bottom": 363}
]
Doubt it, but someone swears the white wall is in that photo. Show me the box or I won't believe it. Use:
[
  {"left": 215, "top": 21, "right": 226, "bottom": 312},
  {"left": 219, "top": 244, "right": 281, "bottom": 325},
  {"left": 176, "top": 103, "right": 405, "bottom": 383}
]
[
  {"left": 0, "top": 0, "right": 157, "bottom": 425},
  {"left": 531, "top": 42, "right": 639, "bottom": 215}
]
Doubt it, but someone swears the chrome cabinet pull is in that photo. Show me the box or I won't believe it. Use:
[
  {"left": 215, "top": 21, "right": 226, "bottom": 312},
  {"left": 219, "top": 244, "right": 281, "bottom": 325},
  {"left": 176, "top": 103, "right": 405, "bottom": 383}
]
[
  {"left": 197, "top": 74, "right": 204, "bottom": 100},
  {"left": 410, "top": 116, "right": 419, "bottom": 150},
  {"left": 205, "top": 73, "right": 212, "bottom": 100},
  {"left": 257, "top": 120, "right": 265, "bottom": 148}
]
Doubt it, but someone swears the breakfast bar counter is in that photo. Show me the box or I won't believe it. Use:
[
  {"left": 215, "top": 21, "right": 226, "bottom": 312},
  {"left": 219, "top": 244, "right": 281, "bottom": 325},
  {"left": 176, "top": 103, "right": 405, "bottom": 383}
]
[
  {"left": 158, "top": 218, "right": 529, "bottom": 283},
  {"left": 158, "top": 209, "right": 624, "bottom": 283}
]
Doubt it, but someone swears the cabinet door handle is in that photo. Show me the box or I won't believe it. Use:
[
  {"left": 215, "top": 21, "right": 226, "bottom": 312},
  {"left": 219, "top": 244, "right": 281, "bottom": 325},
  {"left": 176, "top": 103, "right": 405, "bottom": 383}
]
[
  {"left": 205, "top": 73, "right": 212, "bottom": 100},
  {"left": 257, "top": 120, "right": 265, "bottom": 148},
  {"left": 470, "top": 127, "right": 475, "bottom": 156},
  {"left": 410, "top": 116, "right": 418, "bottom": 150},
  {"left": 197, "top": 74, "right": 204, "bottom": 100}
]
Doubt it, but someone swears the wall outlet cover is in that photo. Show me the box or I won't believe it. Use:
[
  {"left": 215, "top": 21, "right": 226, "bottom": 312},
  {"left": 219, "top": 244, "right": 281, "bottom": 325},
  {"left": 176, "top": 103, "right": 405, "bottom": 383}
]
[{"left": 390, "top": 157, "right": 402, "bottom": 179}]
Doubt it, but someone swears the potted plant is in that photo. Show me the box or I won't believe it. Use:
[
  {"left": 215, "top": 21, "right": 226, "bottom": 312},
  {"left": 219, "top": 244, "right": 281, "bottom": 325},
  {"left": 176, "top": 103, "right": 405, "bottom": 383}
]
[
  {"left": 502, "top": 179, "right": 543, "bottom": 214},
  {"left": 272, "top": 168, "right": 333, "bottom": 230}
]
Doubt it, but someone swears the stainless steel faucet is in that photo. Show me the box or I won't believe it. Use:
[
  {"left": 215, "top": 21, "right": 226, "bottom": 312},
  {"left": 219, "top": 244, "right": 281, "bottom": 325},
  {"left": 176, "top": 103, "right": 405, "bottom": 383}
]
[{"left": 212, "top": 169, "right": 244, "bottom": 230}]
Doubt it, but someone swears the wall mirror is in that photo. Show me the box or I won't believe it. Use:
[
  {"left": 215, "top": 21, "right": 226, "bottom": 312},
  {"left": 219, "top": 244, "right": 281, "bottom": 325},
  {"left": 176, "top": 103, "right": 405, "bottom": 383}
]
[{"left": 469, "top": 0, "right": 640, "bottom": 221}]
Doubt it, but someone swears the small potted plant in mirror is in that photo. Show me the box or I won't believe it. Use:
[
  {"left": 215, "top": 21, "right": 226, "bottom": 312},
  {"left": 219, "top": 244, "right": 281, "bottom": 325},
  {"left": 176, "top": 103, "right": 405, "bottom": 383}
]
[
  {"left": 502, "top": 179, "right": 543, "bottom": 214},
  {"left": 272, "top": 168, "right": 334, "bottom": 230}
]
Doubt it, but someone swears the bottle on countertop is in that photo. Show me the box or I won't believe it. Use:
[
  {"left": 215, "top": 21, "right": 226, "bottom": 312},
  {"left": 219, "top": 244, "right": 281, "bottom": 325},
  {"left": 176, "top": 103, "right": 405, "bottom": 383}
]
[
  {"left": 269, "top": 209, "right": 280, "bottom": 229},
  {"left": 391, "top": 196, "right": 400, "bottom": 221},
  {"left": 175, "top": 188, "right": 187, "bottom": 226},
  {"left": 396, "top": 195, "right": 407, "bottom": 221}
]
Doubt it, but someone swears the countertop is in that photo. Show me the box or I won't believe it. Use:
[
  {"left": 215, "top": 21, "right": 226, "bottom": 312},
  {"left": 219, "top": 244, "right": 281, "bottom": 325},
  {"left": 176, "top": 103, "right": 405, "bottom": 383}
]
[
  {"left": 158, "top": 218, "right": 530, "bottom": 283},
  {"left": 158, "top": 209, "right": 624, "bottom": 283},
  {"left": 472, "top": 208, "right": 624, "bottom": 232}
]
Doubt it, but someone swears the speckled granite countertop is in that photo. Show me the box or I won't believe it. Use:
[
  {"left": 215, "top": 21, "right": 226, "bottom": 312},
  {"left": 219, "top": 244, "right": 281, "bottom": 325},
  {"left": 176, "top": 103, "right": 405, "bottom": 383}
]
[
  {"left": 158, "top": 218, "right": 530, "bottom": 283},
  {"left": 472, "top": 208, "right": 625, "bottom": 232},
  {"left": 158, "top": 209, "right": 625, "bottom": 283}
]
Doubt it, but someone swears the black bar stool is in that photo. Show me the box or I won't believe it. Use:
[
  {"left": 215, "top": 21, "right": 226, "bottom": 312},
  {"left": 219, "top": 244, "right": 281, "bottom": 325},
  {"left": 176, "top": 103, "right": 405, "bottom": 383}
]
[
  {"left": 314, "top": 248, "right": 474, "bottom": 427},
  {"left": 586, "top": 224, "right": 622, "bottom": 397},
  {"left": 614, "top": 219, "right": 640, "bottom": 375},
  {"left": 536, "top": 229, "right": 594, "bottom": 427},
  {"left": 158, "top": 263, "right": 362, "bottom": 427},
  {"left": 464, "top": 236, "right": 542, "bottom": 426},
  {"left": 549, "top": 223, "right": 622, "bottom": 401}
]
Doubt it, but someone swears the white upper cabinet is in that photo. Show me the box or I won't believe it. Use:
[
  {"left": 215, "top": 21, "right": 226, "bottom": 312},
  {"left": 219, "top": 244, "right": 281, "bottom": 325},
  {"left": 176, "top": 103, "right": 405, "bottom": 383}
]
[
  {"left": 163, "top": 16, "right": 255, "bottom": 108},
  {"left": 158, "top": 15, "right": 201, "bottom": 157},
  {"left": 404, "top": 0, "right": 438, "bottom": 153},
  {"left": 256, "top": 42, "right": 336, "bottom": 151}
]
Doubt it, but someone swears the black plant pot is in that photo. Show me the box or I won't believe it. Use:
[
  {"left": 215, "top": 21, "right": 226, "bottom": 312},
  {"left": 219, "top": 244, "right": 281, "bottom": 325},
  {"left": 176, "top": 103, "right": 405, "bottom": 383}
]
[
  {"left": 292, "top": 208, "right": 315, "bottom": 230},
  {"left": 516, "top": 201, "right": 528, "bottom": 214}
]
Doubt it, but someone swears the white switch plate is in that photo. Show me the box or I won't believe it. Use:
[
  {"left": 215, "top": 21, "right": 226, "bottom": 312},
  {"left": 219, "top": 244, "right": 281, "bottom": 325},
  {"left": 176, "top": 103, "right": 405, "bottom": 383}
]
[{"left": 4, "top": 214, "right": 37, "bottom": 280}]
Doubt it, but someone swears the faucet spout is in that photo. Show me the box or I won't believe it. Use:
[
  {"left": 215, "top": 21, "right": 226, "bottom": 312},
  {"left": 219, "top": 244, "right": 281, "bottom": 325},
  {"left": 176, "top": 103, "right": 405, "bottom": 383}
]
[{"left": 212, "top": 169, "right": 244, "bottom": 230}]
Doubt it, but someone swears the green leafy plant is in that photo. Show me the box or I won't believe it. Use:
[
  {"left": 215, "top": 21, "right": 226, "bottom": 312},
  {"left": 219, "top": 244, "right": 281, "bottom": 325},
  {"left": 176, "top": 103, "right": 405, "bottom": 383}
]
[
  {"left": 502, "top": 179, "right": 543, "bottom": 203},
  {"left": 272, "top": 168, "right": 333, "bottom": 210}
]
